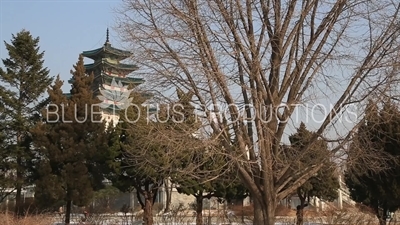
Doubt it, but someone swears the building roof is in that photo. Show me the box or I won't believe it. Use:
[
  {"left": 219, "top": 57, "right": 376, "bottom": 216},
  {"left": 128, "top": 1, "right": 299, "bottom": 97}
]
[
  {"left": 101, "top": 73, "right": 144, "bottom": 85},
  {"left": 83, "top": 29, "right": 132, "bottom": 61},
  {"left": 84, "top": 58, "right": 139, "bottom": 72},
  {"left": 82, "top": 43, "right": 132, "bottom": 61},
  {"left": 68, "top": 75, "right": 144, "bottom": 85}
]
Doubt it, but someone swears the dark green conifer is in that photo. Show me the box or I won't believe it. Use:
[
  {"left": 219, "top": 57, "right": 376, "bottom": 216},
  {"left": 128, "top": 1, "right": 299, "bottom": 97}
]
[
  {"left": 168, "top": 90, "right": 249, "bottom": 225},
  {"left": 345, "top": 100, "right": 400, "bottom": 225},
  {"left": 0, "top": 29, "right": 53, "bottom": 215},
  {"left": 31, "top": 55, "right": 108, "bottom": 225},
  {"left": 289, "top": 122, "right": 339, "bottom": 225},
  {"left": 105, "top": 92, "right": 162, "bottom": 225}
]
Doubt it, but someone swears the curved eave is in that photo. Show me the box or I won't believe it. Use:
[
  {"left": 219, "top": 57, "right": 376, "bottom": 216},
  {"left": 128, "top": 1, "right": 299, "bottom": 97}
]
[
  {"left": 84, "top": 59, "right": 138, "bottom": 72},
  {"left": 82, "top": 44, "right": 132, "bottom": 60},
  {"left": 102, "top": 72, "right": 144, "bottom": 85},
  {"left": 82, "top": 47, "right": 103, "bottom": 58},
  {"left": 69, "top": 75, "right": 144, "bottom": 85}
]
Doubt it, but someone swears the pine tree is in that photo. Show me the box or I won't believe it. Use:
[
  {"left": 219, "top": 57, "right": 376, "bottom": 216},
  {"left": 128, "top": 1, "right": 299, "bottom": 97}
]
[
  {"left": 174, "top": 150, "right": 221, "bottom": 225},
  {"left": 345, "top": 100, "right": 400, "bottom": 225},
  {"left": 0, "top": 99, "right": 9, "bottom": 203},
  {"left": 106, "top": 89, "right": 204, "bottom": 225},
  {"left": 31, "top": 55, "right": 108, "bottom": 225},
  {"left": 289, "top": 122, "right": 339, "bottom": 225},
  {"left": 173, "top": 125, "right": 249, "bottom": 225},
  {"left": 0, "top": 29, "right": 53, "bottom": 215},
  {"left": 166, "top": 90, "right": 249, "bottom": 225},
  {"left": 174, "top": 154, "right": 248, "bottom": 225},
  {"left": 106, "top": 95, "right": 163, "bottom": 225},
  {"left": 0, "top": 110, "right": 12, "bottom": 203}
]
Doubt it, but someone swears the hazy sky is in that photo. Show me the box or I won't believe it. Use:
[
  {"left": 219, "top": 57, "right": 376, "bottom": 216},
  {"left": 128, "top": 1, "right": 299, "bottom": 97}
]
[{"left": 0, "top": 0, "right": 122, "bottom": 92}]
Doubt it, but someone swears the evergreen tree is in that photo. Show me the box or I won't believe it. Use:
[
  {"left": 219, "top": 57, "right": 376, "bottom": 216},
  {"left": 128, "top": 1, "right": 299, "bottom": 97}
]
[
  {"left": 105, "top": 92, "right": 164, "bottom": 225},
  {"left": 168, "top": 89, "right": 249, "bottom": 225},
  {"left": 174, "top": 157, "right": 248, "bottom": 225},
  {"left": 289, "top": 122, "right": 339, "bottom": 225},
  {"left": 173, "top": 129, "right": 249, "bottom": 225},
  {"left": 345, "top": 100, "right": 400, "bottom": 225},
  {"left": 174, "top": 150, "right": 221, "bottom": 225},
  {"left": 106, "top": 89, "right": 207, "bottom": 225},
  {"left": 31, "top": 56, "right": 108, "bottom": 225},
  {"left": 91, "top": 185, "right": 121, "bottom": 212},
  {"left": 0, "top": 29, "right": 53, "bottom": 215},
  {"left": 0, "top": 112, "right": 12, "bottom": 203},
  {"left": 0, "top": 100, "right": 11, "bottom": 203}
]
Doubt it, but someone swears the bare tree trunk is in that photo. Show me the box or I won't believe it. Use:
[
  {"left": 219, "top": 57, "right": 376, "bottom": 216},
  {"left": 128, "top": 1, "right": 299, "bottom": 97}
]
[
  {"left": 253, "top": 199, "right": 264, "bottom": 225},
  {"left": 379, "top": 218, "right": 387, "bottom": 225},
  {"left": 241, "top": 201, "right": 244, "bottom": 223},
  {"left": 14, "top": 182, "right": 21, "bottom": 217},
  {"left": 196, "top": 195, "right": 204, "bottom": 225},
  {"left": 265, "top": 201, "right": 276, "bottom": 225},
  {"left": 296, "top": 196, "right": 306, "bottom": 225},
  {"left": 14, "top": 155, "right": 22, "bottom": 217},
  {"left": 376, "top": 208, "right": 387, "bottom": 225},
  {"left": 14, "top": 133, "right": 23, "bottom": 218},
  {"left": 253, "top": 197, "right": 276, "bottom": 225},
  {"left": 143, "top": 191, "right": 154, "bottom": 225},
  {"left": 163, "top": 179, "right": 172, "bottom": 213},
  {"left": 65, "top": 200, "right": 72, "bottom": 225}
]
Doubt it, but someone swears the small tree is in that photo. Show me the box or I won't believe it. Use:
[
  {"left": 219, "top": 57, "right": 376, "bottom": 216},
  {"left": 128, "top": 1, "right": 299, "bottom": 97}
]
[
  {"left": 106, "top": 94, "right": 165, "bottom": 225},
  {"left": 345, "top": 100, "right": 400, "bottom": 225},
  {"left": 174, "top": 151, "right": 222, "bottom": 225},
  {"left": 174, "top": 147, "right": 248, "bottom": 225},
  {"left": 289, "top": 122, "right": 339, "bottom": 225},
  {"left": 0, "top": 29, "right": 53, "bottom": 215},
  {"left": 173, "top": 95, "right": 248, "bottom": 225},
  {"left": 31, "top": 56, "right": 108, "bottom": 225},
  {"left": 185, "top": 175, "right": 249, "bottom": 223},
  {"left": 107, "top": 89, "right": 213, "bottom": 225},
  {"left": 92, "top": 185, "right": 122, "bottom": 213}
]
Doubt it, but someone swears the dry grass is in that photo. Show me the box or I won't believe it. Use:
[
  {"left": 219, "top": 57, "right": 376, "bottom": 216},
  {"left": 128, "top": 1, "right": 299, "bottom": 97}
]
[
  {"left": 314, "top": 207, "right": 377, "bottom": 225},
  {"left": 0, "top": 206, "right": 390, "bottom": 225},
  {"left": 0, "top": 213, "right": 55, "bottom": 225}
]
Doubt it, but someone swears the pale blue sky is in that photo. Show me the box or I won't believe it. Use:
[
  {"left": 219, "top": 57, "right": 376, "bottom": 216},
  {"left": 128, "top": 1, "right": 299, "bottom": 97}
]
[
  {"left": 0, "top": 0, "right": 122, "bottom": 92},
  {"left": 0, "top": 0, "right": 358, "bottom": 140}
]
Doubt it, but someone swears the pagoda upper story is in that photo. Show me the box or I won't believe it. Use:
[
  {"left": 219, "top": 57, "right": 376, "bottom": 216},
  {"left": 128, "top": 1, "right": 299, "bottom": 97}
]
[
  {"left": 71, "top": 29, "right": 148, "bottom": 119},
  {"left": 70, "top": 29, "right": 144, "bottom": 89},
  {"left": 82, "top": 40, "right": 131, "bottom": 62}
]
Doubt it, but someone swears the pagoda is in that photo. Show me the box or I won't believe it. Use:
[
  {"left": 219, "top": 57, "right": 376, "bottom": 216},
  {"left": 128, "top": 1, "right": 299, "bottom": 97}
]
[{"left": 71, "top": 29, "right": 145, "bottom": 124}]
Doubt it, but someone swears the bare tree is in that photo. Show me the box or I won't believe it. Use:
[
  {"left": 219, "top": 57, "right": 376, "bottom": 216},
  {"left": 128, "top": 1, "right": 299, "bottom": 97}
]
[{"left": 115, "top": 1, "right": 400, "bottom": 225}]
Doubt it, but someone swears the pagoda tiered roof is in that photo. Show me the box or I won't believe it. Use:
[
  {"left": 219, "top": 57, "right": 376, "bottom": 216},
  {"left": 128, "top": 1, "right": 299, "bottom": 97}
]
[
  {"left": 68, "top": 29, "right": 155, "bottom": 117},
  {"left": 84, "top": 58, "right": 138, "bottom": 73},
  {"left": 67, "top": 74, "right": 144, "bottom": 85},
  {"left": 101, "top": 72, "right": 144, "bottom": 85},
  {"left": 82, "top": 43, "right": 132, "bottom": 61}
]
